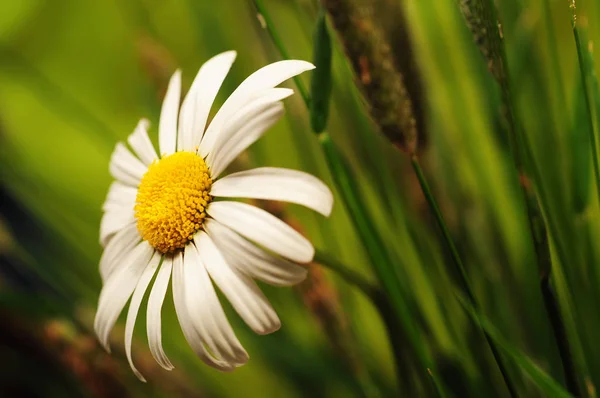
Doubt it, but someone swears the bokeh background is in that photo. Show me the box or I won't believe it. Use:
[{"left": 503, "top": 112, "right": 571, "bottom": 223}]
[{"left": 2, "top": 0, "right": 600, "bottom": 397}]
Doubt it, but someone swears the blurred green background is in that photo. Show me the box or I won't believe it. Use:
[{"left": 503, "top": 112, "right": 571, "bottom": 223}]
[{"left": 2, "top": 0, "right": 600, "bottom": 397}]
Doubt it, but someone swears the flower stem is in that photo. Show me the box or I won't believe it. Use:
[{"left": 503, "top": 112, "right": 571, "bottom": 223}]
[
  {"left": 314, "top": 249, "right": 379, "bottom": 301},
  {"left": 252, "top": 0, "right": 311, "bottom": 108},
  {"left": 316, "top": 247, "right": 423, "bottom": 395},
  {"left": 410, "top": 155, "right": 518, "bottom": 398}
]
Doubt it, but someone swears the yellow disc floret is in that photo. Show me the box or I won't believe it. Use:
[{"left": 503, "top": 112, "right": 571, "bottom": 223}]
[{"left": 135, "top": 152, "right": 212, "bottom": 253}]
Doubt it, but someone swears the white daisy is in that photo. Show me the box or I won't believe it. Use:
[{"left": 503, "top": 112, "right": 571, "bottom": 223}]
[{"left": 95, "top": 51, "right": 334, "bottom": 381}]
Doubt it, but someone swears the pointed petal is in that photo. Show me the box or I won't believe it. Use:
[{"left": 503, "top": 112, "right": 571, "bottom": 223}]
[
  {"left": 178, "top": 51, "right": 237, "bottom": 152},
  {"left": 94, "top": 241, "right": 154, "bottom": 351},
  {"left": 109, "top": 143, "right": 147, "bottom": 186},
  {"left": 171, "top": 251, "right": 236, "bottom": 371},
  {"left": 205, "top": 219, "right": 307, "bottom": 286},
  {"left": 205, "top": 88, "right": 293, "bottom": 166},
  {"left": 207, "top": 201, "right": 314, "bottom": 263},
  {"left": 127, "top": 119, "right": 158, "bottom": 165},
  {"left": 212, "top": 167, "right": 333, "bottom": 216},
  {"left": 125, "top": 251, "right": 161, "bottom": 382},
  {"left": 147, "top": 257, "right": 175, "bottom": 370},
  {"left": 196, "top": 232, "right": 280, "bottom": 335},
  {"left": 209, "top": 103, "right": 284, "bottom": 177},
  {"left": 183, "top": 242, "right": 248, "bottom": 365},
  {"left": 200, "top": 60, "right": 315, "bottom": 156},
  {"left": 99, "top": 222, "right": 139, "bottom": 280},
  {"left": 159, "top": 70, "right": 181, "bottom": 156}
]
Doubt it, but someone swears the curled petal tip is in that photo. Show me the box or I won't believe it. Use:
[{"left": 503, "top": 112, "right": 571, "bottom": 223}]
[{"left": 134, "top": 370, "right": 147, "bottom": 383}]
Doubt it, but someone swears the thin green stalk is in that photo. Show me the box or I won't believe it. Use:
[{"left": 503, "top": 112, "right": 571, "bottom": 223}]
[
  {"left": 456, "top": 292, "right": 576, "bottom": 398},
  {"left": 315, "top": 248, "right": 410, "bottom": 396},
  {"left": 301, "top": 251, "right": 381, "bottom": 398},
  {"left": 459, "top": 0, "right": 582, "bottom": 393},
  {"left": 427, "top": 368, "right": 450, "bottom": 398},
  {"left": 314, "top": 249, "right": 380, "bottom": 301},
  {"left": 521, "top": 123, "right": 584, "bottom": 397},
  {"left": 500, "top": 2, "right": 583, "bottom": 393},
  {"left": 498, "top": 27, "right": 580, "bottom": 397},
  {"left": 252, "top": 0, "right": 311, "bottom": 107},
  {"left": 321, "top": 129, "right": 436, "bottom": 396},
  {"left": 570, "top": 1, "right": 600, "bottom": 214},
  {"left": 411, "top": 155, "right": 518, "bottom": 398},
  {"left": 320, "top": 133, "right": 428, "bottom": 366},
  {"left": 540, "top": 275, "right": 581, "bottom": 396}
]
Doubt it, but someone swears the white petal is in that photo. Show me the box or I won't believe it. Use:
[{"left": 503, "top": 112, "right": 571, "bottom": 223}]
[
  {"left": 207, "top": 201, "right": 314, "bottom": 263},
  {"left": 159, "top": 70, "right": 181, "bottom": 156},
  {"left": 109, "top": 164, "right": 139, "bottom": 187},
  {"left": 109, "top": 143, "right": 147, "bottom": 186},
  {"left": 127, "top": 119, "right": 158, "bottom": 165},
  {"left": 99, "top": 208, "right": 135, "bottom": 247},
  {"left": 178, "top": 51, "right": 237, "bottom": 152},
  {"left": 102, "top": 181, "right": 137, "bottom": 212},
  {"left": 205, "top": 88, "right": 293, "bottom": 166},
  {"left": 183, "top": 242, "right": 248, "bottom": 364},
  {"left": 171, "top": 251, "right": 236, "bottom": 371},
  {"left": 196, "top": 232, "right": 280, "bottom": 335},
  {"left": 200, "top": 60, "right": 315, "bottom": 157},
  {"left": 212, "top": 167, "right": 333, "bottom": 216},
  {"left": 209, "top": 103, "right": 284, "bottom": 177},
  {"left": 99, "top": 222, "right": 139, "bottom": 281},
  {"left": 147, "top": 257, "right": 175, "bottom": 371},
  {"left": 125, "top": 251, "right": 161, "bottom": 382},
  {"left": 205, "top": 219, "right": 307, "bottom": 286},
  {"left": 94, "top": 241, "right": 154, "bottom": 351}
]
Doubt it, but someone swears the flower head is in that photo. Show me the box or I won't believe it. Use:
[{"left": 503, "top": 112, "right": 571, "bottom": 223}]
[{"left": 95, "top": 51, "right": 333, "bottom": 381}]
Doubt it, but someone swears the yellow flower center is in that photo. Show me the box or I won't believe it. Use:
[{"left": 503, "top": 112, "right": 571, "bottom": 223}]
[{"left": 135, "top": 152, "right": 212, "bottom": 253}]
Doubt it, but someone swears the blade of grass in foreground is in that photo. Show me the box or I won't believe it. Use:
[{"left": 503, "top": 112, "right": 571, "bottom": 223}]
[
  {"left": 570, "top": 1, "right": 600, "bottom": 207},
  {"left": 457, "top": 293, "right": 574, "bottom": 398}
]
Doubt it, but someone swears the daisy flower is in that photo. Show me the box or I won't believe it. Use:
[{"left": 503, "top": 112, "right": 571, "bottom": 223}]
[{"left": 95, "top": 51, "right": 334, "bottom": 381}]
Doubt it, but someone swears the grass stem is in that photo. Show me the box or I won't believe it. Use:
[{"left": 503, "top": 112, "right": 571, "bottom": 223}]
[
  {"left": 314, "top": 249, "right": 380, "bottom": 302},
  {"left": 460, "top": 1, "right": 582, "bottom": 393},
  {"left": 252, "top": 0, "right": 311, "bottom": 107},
  {"left": 540, "top": 275, "right": 581, "bottom": 396},
  {"left": 570, "top": 2, "right": 600, "bottom": 225},
  {"left": 410, "top": 155, "right": 519, "bottom": 398}
]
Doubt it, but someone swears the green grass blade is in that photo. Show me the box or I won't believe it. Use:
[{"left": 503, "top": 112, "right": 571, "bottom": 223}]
[
  {"left": 570, "top": 1, "right": 600, "bottom": 209},
  {"left": 252, "top": 0, "right": 311, "bottom": 107},
  {"left": 457, "top": 293, "right": 574, "bottom": 398},
  {"left": 309, "top": 8, "right": 332, "bottom": 134}
]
